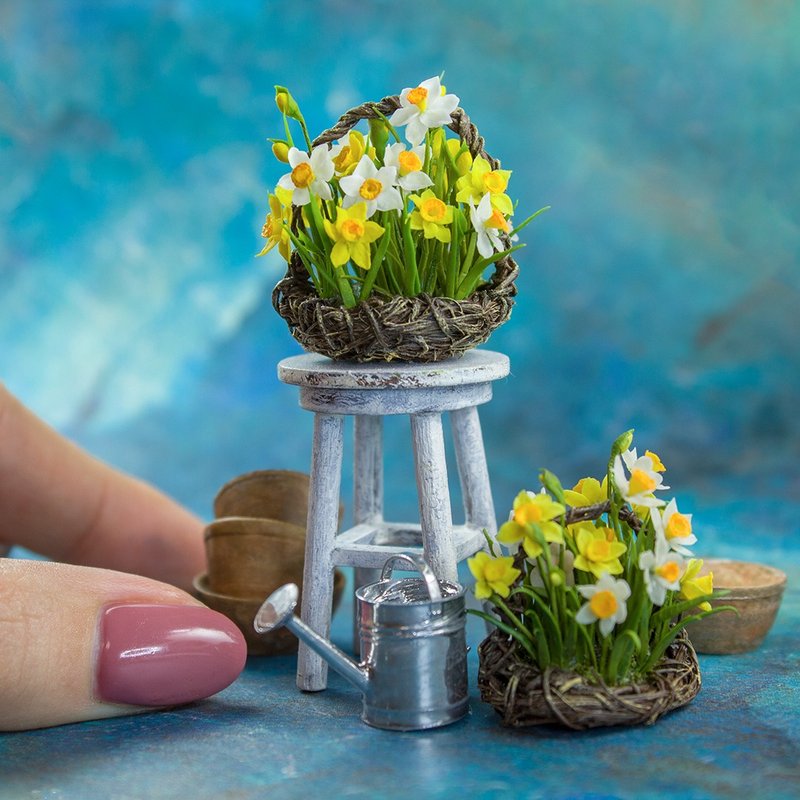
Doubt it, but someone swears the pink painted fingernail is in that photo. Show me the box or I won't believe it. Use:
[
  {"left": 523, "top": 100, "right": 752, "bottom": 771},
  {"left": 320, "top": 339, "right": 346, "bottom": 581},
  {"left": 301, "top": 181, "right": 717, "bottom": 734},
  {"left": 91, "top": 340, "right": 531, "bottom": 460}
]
[{"left": 96, "top": 604, "right": 247, "bottom": 707}]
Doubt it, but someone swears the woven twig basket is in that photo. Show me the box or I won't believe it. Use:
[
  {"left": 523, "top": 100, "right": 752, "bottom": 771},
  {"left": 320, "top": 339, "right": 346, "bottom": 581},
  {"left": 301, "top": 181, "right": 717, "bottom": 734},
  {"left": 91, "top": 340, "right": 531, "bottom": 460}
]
[
  {"left": 477, "top": 628, "right": 701, "bottom": 730},
  {"left": 476, "top": 500, "right": 701, "bottom": 729},
  {"left": 271, "top": 95, "right": 519, "bottom": 362}
]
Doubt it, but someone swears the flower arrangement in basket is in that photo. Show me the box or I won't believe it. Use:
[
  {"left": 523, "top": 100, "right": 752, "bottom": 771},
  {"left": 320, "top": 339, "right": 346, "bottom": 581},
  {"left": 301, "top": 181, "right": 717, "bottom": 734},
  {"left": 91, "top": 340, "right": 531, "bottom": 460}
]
[
  {"left": 261, "top": 76, "right": 547, "bottom": 362},
  {"left": 469, "top": 431, "right": 733, "bottom": 730}
]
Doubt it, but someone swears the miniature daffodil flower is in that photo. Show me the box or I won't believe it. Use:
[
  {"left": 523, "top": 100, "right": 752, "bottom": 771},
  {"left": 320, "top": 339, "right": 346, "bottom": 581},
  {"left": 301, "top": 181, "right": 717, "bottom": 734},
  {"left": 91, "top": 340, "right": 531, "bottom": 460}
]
[
  {"left": 652, "top": 497, "right": 697, "bottom": 556},
  {"left": 467, "top": 551, "right": 521, "bottom": 600},
  {"left": 455, "top": 157, "right": 513, "bottom": 215},
  {"left": 613, "top": 449, "right": 669, "bottom": 508},
  {"left": 679, "top": 559, "right": 713, "bottom": 612},
  {"left": 257, "top": 190, "right": 292, "bottom": 262},
  {"left": 563, "top": 476, "right": 608, "bottom": 507},
  {"left": 389, "top": 76, "right": 459, "bottom": 146},
  {"left": 638, "top": 534, "right": 685, "bottom": 606},
  {"left": 384, "top": 143, "right": 433, "bottom": 192},
  {"left": 323, "top": 203, "right": 384, "bottom": 270},
  {"left": 330, "top": 131, "right": 373, "bottom": 176},
  {"left": 277, "top": 146, "right": 334, "bottom": 206},
  {"left": 497, "top": 490, "right": 565, "bottom": 559},
  {"left": 339, "top": 155, "right": 403, "bottom": 218},
  {"left": 469, "top": 193, "right": 517, "bottom": 259},
  {"left": 574, "top": 525, "right": 627, "bottom": 578},
  {"left": 576, "top": 573, "right": 631, "bottom": 637},
  {"left": 409, "top": 189, "right": 454, "bottom": 243}
]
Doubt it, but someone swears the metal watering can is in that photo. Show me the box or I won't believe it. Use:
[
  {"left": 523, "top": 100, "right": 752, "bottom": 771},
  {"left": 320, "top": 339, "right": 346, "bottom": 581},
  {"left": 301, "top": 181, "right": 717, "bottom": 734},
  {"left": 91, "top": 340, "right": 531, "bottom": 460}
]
[{"left": 254, "top": 553, "right": 469, "bottom": 731}]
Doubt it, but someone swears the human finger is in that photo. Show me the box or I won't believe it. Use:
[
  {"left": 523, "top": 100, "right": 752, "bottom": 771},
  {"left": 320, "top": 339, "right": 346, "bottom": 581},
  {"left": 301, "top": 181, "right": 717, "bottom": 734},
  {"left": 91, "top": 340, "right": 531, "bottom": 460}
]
[
  {"left": 0, "top": 384, "right": 204, "bottom": 592},
  {"left": 0, "top": 559, "right": 246, "bottom": 731}
]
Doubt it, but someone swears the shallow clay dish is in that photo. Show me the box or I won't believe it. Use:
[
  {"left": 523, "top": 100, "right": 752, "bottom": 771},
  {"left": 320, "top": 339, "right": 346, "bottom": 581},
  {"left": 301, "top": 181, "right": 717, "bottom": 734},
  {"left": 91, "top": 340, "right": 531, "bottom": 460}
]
[{"left": 686, "top": 558, "right": 787, "bottom": 654}]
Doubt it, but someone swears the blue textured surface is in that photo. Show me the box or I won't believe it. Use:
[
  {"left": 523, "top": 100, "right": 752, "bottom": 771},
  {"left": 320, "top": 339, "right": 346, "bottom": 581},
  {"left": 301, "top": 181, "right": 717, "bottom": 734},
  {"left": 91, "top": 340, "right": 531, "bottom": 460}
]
[{"left": 1, "top": 1, "right": 799, "bottom": 797}]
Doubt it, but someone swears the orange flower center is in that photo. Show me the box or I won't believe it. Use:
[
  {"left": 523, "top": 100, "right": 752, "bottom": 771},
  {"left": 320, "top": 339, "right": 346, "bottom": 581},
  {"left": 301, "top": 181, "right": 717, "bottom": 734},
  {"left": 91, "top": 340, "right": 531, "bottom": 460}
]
[
  {"left": 628, "top": 468, "right": 656, "bottom": 496},
  {"left": 514, "top": 502, "right": 543, "bottom": 525},
  {"left": 340, "top": 218, "right": 365, "bottom": 242},
  {"left": 291, "top": 162, "right": 314, "bottom": 189},
  {"left": 398, "top": 150, "right": 422, "bottom": 175},
  {"left": 590, "top": 590, "right": 618, "bottom": 620},
  {"left": 656, "top": 561, "right": 681, "bottom": 583},
  {"left": 420, "top": 197, "right": 447, "bottom": 222},
  {"left": 407, "top": 86, "right": 428, "bottom": 108},
  {"left": 666, "top": 512, "right": 692, "bottom": 541},
  {"left": 486, "top": 208, "right": 510, "bottom": 232},
  {"left": 359, "top": 178, "right": 383, "bottom": 200}
]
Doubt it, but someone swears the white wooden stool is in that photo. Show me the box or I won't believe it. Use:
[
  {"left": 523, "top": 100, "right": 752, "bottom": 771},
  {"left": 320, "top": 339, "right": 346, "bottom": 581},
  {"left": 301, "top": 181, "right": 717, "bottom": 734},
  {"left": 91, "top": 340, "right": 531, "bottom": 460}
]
[{"left": 278, "top": 349, "right": 510, "bottom": 691}]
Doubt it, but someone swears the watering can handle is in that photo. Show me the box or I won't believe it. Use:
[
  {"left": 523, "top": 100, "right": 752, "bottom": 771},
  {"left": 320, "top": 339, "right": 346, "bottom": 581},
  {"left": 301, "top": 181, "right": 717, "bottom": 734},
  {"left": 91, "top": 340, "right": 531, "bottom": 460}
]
[{"left": 379, "top": 553, "right": 443, "bottom": 602}]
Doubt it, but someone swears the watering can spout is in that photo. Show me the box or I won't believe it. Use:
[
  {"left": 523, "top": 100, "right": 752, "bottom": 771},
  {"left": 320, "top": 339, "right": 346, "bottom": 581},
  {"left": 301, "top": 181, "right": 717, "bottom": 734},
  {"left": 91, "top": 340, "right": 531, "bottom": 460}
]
[{"left": 254, "top": 584, "right": 369, "bottom": 694}]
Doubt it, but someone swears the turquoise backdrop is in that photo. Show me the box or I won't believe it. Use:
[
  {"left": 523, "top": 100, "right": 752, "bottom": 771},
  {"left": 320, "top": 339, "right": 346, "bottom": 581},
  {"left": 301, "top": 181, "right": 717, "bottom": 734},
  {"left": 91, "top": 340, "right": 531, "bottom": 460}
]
[{"left": 1, "top": 2, "right": 799, "bottom": 798}]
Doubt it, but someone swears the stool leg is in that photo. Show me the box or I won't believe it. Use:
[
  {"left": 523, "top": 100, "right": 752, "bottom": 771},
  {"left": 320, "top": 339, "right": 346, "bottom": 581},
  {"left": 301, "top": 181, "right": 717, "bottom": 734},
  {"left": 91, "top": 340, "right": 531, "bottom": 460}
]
[
  {"left": 451, "top": 405, "right": 498, "bottom": 540},
  {"left": 298, "top": 412, "right": 344, "bottom": 692},
  {"left": 410, "top": 412, "right": 457, "bottom": 584},
  {"left": 353, "top": 415, "right": 383, "bottom": 651}
]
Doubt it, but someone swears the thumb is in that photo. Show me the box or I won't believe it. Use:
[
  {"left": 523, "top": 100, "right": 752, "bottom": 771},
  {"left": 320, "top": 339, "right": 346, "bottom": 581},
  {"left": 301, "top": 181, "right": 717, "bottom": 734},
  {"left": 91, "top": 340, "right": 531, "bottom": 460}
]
[{"left": 1, "top": 560, "right": 247, "bottom": 731}]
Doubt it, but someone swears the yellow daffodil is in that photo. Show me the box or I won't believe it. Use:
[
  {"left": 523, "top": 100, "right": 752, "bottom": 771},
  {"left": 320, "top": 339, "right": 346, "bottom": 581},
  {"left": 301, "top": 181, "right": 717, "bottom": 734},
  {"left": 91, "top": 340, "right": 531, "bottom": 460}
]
[
  {"left": 469, "top": 193, "right": 517, "bottom": 258},
  {"left": 331, "top": 131, "right": 373, "bottom": 176},
  {"left": 652, "top": 498, "right": 697, "bottom": 556},
  {"left": 467, "top": 551, "right": 521, "bottom": 600},
  {"left": 638, "top": 534, "right": 685, "bottom": 606},
  {"left": 563, "top": 476, "right": 608, "bottom": 507},
  {"left": 257, "top": 190, "right": 292, "bottom": 262},
  {"left": 613, "top": 448, "right": 669, "bottom": 508},
  {"left": 455, "top": 156, "right": 513, "bottom": 215},
  {"left": 680, "top": 559, "right": 713, "bottom": 612},
  {"left": 384, "top": 143, "right": 433, "bottom": 192},
  {"left": 409, "top": 189, "right": 454, "bottom": 243},
  {"left": 277, "top": 145, "right": 334, "bottom": 206},
  {"left": 576, "top": 573, "right": 631, "bottom": 637},
  {"left": 497, "top": 490, "right": 565, "bottom": 559},
  {"left": 389, "top": 76, "right": 459, "bottom": 145},
  {"left": 339, "top": 155, "right": 403, "bottom": 218},
  {"left": 574, "top": 525, "right": 627, "bottom": 578},
  {"left": 323, "top": 203, "right": 384, "bottom": 270}
]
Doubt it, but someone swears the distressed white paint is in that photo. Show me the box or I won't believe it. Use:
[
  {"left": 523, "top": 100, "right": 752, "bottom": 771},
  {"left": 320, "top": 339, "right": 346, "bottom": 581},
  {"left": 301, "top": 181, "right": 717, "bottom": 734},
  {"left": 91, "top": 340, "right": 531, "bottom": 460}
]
[{"left": 278, "top": 350, "right": 510, "bottom": 691}]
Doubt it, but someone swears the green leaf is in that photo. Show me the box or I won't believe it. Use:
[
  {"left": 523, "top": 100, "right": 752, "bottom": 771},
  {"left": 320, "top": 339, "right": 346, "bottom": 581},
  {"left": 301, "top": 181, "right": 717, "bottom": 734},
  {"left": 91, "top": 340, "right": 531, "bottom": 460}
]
[
  {"left": 508, "top": 205, "right": 550, "bottom": 238},
  {"left": 468, "top": 609, "right": 537, "bottom": 663}
]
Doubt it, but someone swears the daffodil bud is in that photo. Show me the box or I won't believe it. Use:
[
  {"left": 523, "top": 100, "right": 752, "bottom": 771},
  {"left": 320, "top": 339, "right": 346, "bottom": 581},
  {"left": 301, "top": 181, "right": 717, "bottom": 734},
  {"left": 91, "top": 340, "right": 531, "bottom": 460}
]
[
  {"left": 539, "top": 469, "right": 566, "bottom": 503},
  {"left": 550, "top": 570, "right": 564, "bottom": 587},
  {"left": 611, "top": 429, "right": 635, "bottom": 458},
  {"left": 271, "top": 139, "right": 290, "bottom": 163},
  {"left": 430, "top": 128, "right": 445, "bottom": 157},
  {"left": 274, "top": 85, "right": 302, "bottom": 120},
  {"left": 368, "top": 118, "right": 389, "bottom": 161}
]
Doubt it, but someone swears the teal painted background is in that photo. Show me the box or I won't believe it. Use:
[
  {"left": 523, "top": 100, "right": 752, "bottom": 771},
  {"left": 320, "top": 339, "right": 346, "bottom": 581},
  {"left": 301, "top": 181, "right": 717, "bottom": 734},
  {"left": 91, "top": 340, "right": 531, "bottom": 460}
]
[{"left": 1, "top": 2, "right": 799, "bottom": 797}]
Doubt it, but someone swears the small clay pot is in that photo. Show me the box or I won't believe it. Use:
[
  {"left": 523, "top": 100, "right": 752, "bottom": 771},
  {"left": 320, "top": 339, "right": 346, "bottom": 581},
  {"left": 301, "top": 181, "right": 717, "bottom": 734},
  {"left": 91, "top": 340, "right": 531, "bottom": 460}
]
[
  {"left": 686, "top": 558, "right": 787, "bottom": 654},
  {"left": 193, "top": 571, "right": 347, "bottom": 656},
  {"left": 204, "top": 517, "right": 306, "bottom": 597},
  {"left": 213, "top": 469, "right": 344, "bottom": 529}
]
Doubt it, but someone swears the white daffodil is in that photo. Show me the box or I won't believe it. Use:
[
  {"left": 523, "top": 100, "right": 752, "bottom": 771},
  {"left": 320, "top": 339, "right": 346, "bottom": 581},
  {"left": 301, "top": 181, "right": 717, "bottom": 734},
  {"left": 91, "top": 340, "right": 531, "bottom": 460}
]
[
  {"left": 613, "top": 449, "right": 669, "bottom": 508},
  {"left": 576, "top": 573, "right": 631, "bottom": 637},
  {"left": 339, "top": 155, "right": 403, "bottom": 218},
  {"left": 384, "top": 143, "right": 433, "bottom": 192},
  {"left": 389, "top": 76, "right": 459, "bottom": 146},
  {"left": 652, "top": 497, "right": 697, "bottom": 556},
  {"left": 277, "top": 146, "right": 334, "bottom": 206},
  {"left": 469, "top": 193, "right": 517, "bottom": 258},
  {"left": 638, "top": 533, "right": 685, "bottom": 606}
]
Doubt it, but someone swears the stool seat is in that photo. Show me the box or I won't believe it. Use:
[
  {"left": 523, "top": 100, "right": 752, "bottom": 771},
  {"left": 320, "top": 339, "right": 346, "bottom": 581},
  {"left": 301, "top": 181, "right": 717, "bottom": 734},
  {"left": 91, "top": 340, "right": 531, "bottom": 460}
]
[{"left": 278, "top": 349, "right": 509, "bottom": 692}]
